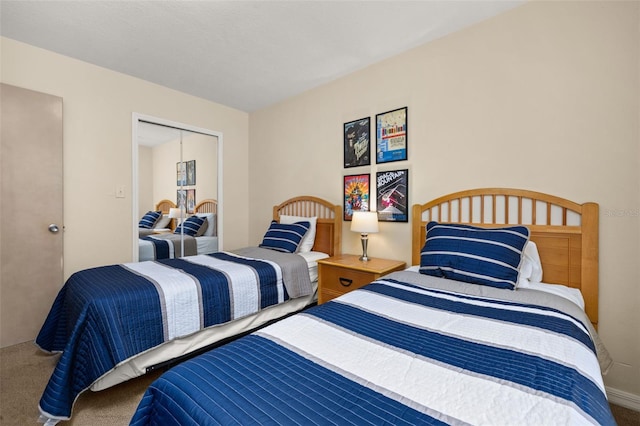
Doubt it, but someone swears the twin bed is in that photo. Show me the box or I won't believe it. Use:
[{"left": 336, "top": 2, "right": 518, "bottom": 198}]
[
  {"left": 37, "top": 189, "right": 615, "bottom": 425},
  {"left": 130, "top": 188, "right": 615, "bottom": 426},
  {"left": 138, "top": 199, "right": 220, "bottom": 261},
  {"left": 36, "top": 196, "right": 341, "bottom": 425}
]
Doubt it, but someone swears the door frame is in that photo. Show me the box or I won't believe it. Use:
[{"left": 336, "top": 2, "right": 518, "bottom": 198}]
[{"left": 132, "top": 113, "right": 223, "bottom": 261}]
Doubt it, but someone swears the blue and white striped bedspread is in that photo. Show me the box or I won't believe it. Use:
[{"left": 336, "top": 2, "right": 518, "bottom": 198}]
[
  {"left": 140, "top": 234, "right": 197, "bottom": 259},
  {"left": 131, "top": 273, "right": 615, "bottom": 425},
  {"left": 36, "top": 250, "right": 309, "bottom": 422}
]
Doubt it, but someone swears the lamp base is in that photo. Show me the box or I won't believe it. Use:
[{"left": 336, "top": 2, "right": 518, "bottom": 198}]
[{"left": 359, "top": 233, "right": 371, "bottom": 262}]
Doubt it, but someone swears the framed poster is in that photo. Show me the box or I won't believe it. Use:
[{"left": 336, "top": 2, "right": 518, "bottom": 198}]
[
  {"left": 376, "top": 169, "right": 408, "bottom": 222},
  {"left": 186, "top": 160, "right": 196, "bottom": 186},
  {"left": 177, "top": 189, "right": 186, "bottom": 209},
  {"left": 186, "top": 189, "right": 196, "bottom": 213},
  {"left": 343, "top": 174, "right": 370, "bottom": 221},
  {"left": 343, "top": 117, "right": 371, "bottom": 168},
  {"left": 176, "top": 162, "right": 186, "bottom": 186},
  {"left": 375, "top": 107, "right": 407, "bottom": 164}
]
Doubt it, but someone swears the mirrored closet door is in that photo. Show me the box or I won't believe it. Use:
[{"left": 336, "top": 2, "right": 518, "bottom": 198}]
[{"left": 133, "top": 114, "right": 223, "bottom": 261}]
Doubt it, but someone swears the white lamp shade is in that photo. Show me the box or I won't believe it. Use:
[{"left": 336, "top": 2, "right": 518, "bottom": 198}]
[
  {"left": 168, "top": 207, "right": 183, "bottom": 218},
  {"left": 350, "top": 211, "right": 379, "bottom": 233}
]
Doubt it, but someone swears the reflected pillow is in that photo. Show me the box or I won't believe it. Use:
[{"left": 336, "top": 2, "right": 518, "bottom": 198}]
[
  {"left": 154, "top": 215, "right": 171, "bottom": 229},
  {"left": 419, "top": 221, "right": 530, "bottom": 290},
  {"left": 174, "top": 215, "right": 206, "bottom": 237},
  {"left": 195, "top": 217, "right": 208, "bottom": 237},
  {"left": 139, "top": 211, "right": 162, "bottom": 229},
  {"left": 195, "top": 213, "right": 216, "bottom": 237},
  {"left": 259, "top": 220, "right": 310, "bottom": 253},
  {"left": 280, "top": 215, "right": 317, "bottom": 253}
]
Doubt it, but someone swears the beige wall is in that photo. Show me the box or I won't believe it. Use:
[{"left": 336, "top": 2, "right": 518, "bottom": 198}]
[
  {"left": 1, "top": 37, "right": 250, "bottom": 276},
  {"left": 249, "top": 1, "right": 639, "bottom": 398}
]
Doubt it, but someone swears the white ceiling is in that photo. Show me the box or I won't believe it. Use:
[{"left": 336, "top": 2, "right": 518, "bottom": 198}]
[{"left": 1, "top": 0, "right": 525, "bottom": 113}]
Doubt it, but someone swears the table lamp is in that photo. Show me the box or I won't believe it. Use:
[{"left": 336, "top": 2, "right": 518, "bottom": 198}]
[{"left": 351, "top": 211, "right": 379, "bottom": 261}]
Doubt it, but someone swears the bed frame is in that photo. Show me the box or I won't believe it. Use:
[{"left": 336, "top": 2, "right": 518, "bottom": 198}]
[
  {"left": 273, "top": 195, "right": 342, "bottom": 256},
  {"left": 411, "top": 188, "right": 599, "bottom": 328}
]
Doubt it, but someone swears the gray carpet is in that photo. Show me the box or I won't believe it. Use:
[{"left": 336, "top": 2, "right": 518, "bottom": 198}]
[{"left": 1, "top": 341, "right": 638, "bottom": 425}]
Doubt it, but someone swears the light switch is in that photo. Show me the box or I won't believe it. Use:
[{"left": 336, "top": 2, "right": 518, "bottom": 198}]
[{"left": 116, "top": 186, "right": 125, "bottom": 198}]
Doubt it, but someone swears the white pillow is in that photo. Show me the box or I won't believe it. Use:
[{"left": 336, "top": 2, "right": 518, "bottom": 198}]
[
  {"left": 154, "top": 215, "right": 171, "bottom": 229},
  {"left": 195, "top": 213, "right": 216, "bottom": 237},
  {"left": 518, "top": 241, "right": 543, "bottom": 287},
  {"left": 280, "top": 215, "right": 317, "bottom": 253}
]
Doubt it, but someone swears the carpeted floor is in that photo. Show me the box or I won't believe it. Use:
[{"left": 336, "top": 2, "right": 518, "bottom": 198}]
[
  {"left": 1, "top": 341, "right": 639, "bottom": 425},
  {"left": 0, "top": 341, "right": 161, "bottom": 425}
]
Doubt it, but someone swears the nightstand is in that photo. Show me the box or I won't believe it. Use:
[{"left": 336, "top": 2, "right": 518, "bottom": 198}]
[{"left": 317, "top": 254, "right": 406, "bottom": 304}]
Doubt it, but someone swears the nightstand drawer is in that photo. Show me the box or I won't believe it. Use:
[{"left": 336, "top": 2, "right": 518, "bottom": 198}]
[
  {"left": 319, "top": 265, "right": 375, "bottom": 295},
  {"left": 317, "top": 255, "right": 406, "bottom": 304}
]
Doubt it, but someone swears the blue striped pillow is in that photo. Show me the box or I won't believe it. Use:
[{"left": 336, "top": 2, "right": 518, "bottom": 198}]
[
  {"left": 419, "top": 221, "right": 530, "bottom": 290},
  {"left": 139, "top": 211, "right": 162, "bottom": 229},
  {"left": 174, "top": 215, "right": 206, "bottom": 237},
  {"left": 259, "top": 220, "right": 310, "bottom": 253}
]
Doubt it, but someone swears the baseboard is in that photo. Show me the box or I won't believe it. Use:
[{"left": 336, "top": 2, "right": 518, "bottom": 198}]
[{"left": 607, "top": 386, "right": 640, "bottom": 411}]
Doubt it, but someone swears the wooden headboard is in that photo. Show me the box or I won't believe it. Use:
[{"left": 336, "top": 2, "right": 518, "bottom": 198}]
[
  {"left": 155, "top": 199, "right": 177, "bottom": 214},
  {"left": 194, "top": 199, "right": 217, "bottom": 215},
  {"left": 411, "top": 188, "right": 599, "bottom": 328},
  {"left": 273, "top": 196, "right": 342, "bottom": 257}
]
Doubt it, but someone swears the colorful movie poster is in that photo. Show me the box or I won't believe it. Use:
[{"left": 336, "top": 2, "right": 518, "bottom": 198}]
[
  {"left": 376, "top": 169, "right": 408, "bottom": 222},
  {"left": 344, "top": 174, "right": 370, "bottom": 220},
  {"left": 376, "top": 107, "right": 407, "bottom": 164}
]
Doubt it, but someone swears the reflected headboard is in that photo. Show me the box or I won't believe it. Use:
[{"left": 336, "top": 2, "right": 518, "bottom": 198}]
[
  {"left": 273, "top": 196, "right": 342, "bottom": 257},
  {"left": 411, "top": 188, "right": 599, "bottom": 328},
  {"left": 194, "top": 199, "right": 217, "bottom": 215},
  {"left": 155, "top": 199, "right": 177, "bottom": 214}
]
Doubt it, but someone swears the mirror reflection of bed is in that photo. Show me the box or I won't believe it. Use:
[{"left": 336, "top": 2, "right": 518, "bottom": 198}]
[
  {"left": 136, "top": 120, "right": 219, "bottom": 261},
  {"left": 138, "top": 199, "right": 218, "bottom": 261}
]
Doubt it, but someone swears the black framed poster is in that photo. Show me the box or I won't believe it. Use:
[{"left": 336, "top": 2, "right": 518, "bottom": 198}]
[
  {"left": 343, "top": 173, "right": 370, "bottom": 221},
  {"left": 375, "top": 107, "right": 407, "bottom": 164},
  {"left": 376, "top": 169, "right": 408, "bottom": 222},
  {"left": 343, "top": 117, "right": 371, "bottom": 168}
]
